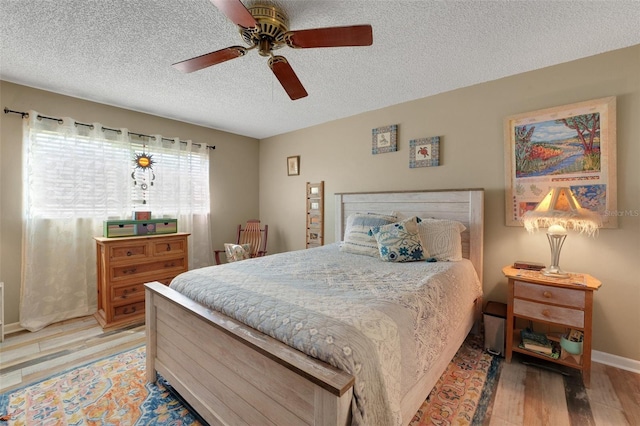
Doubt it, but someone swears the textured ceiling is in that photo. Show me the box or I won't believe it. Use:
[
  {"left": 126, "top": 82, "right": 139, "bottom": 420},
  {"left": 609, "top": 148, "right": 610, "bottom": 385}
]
[{"left": 2, "top": 1, "right": 640, "bottom": 139}]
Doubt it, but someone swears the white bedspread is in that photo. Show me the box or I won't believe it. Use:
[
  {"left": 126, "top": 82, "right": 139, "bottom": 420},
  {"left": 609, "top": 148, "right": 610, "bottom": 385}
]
[{"left": 170, "top": 243, "right": 481, "bottom": 426}]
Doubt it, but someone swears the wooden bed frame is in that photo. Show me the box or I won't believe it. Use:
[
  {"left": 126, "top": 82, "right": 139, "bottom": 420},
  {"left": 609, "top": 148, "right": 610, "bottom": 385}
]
[{"left": 145, "top": 188, "right": 484, "bottom": 426}]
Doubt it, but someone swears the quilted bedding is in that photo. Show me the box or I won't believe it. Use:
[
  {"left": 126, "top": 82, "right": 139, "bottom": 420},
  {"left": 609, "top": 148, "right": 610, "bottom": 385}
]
[{"left": 170, "top": 243, "right": 482, "bottom": 426}]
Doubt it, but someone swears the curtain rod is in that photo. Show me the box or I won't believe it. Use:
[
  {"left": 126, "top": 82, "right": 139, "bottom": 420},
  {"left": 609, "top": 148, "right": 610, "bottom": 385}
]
[{"left": 3, "top": 107, "right": 215, "bottom": 150}]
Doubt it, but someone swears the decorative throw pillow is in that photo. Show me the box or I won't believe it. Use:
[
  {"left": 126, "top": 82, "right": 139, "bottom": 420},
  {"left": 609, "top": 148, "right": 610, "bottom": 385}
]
[
  {"left": 224, "top": 243, "right": 252, "bottom": 263},
  {"left": 370, "top": 216, "right": 427, "bottom": 262},
  {"left": 417, "top": 218, "right": 466, "bottom": 261},
  {"left": 340, "top": 213, "right": 397, "bottom": 257}
]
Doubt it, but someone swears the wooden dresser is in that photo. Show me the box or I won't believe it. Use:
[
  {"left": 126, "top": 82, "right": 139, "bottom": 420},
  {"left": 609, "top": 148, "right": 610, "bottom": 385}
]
[{"left": 94, "top": 233, "right": 189, "bottom": 328}]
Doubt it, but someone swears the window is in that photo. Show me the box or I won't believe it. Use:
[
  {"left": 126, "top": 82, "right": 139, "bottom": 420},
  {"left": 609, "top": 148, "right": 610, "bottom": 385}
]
[{"left": 20, "top": 112, "right": 212, "bottom": 331}]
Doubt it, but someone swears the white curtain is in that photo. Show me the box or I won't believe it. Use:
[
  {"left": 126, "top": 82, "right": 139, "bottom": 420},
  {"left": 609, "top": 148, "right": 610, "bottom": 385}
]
[{"left": 20, "top": 111, "right": 212, "bottom": 331}]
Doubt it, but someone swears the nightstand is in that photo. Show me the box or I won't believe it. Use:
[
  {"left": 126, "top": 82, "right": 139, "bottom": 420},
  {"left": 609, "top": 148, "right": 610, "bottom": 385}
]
[{"left": 502, "top": 265, "right": 601, "bottom": 387}]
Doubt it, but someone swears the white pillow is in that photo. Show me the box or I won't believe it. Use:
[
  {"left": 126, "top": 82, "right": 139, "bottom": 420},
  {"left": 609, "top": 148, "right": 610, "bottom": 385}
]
[
  {"left": 340, "top": 213, "right": 397, "bottom": 257},
  {"left": 224, "top": 243, "right": 251, "bottom": 263},
  {"left": 417, "top": 218, "right": 466, "bottom": 261}
]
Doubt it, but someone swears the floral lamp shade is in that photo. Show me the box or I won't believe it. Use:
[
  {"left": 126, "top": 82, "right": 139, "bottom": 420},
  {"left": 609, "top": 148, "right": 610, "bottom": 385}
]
[{"left": 522, "top": 187, "right": 602, "bottom": 277}]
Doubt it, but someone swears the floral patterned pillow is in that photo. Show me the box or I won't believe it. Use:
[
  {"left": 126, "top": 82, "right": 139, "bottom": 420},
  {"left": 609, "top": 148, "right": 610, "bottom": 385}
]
[
  {"left": 224, "top": 243, "right": 252, "bottom": 263},
  {"left": 370, "top": 216, "right": 428, "bottom": 262}
]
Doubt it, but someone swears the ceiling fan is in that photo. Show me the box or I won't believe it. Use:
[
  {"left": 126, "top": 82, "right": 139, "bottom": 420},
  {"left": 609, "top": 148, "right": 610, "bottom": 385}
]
[{"left": 172, "top": 0, "right": 373, "bottom": 100}]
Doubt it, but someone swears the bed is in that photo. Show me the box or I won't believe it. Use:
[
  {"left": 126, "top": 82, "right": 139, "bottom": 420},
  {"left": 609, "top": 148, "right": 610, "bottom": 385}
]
[{"left": 145, "top": 188, "right": 484, "bottom": 426}]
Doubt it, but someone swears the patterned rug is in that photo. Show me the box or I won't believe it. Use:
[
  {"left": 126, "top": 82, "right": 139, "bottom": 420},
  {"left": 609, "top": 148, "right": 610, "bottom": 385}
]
[
  {"left": 409, "top": 334, "right": 503, "bottom": 426},
  {"left": 0, "top": 345, "right": 203, "bottom": 425},
  {"left": 1, "top": 335, "right": 500, "bottom": 426}
]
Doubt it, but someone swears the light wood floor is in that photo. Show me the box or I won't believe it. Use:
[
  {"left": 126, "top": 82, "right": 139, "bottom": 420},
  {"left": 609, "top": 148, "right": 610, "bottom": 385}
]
[{"left": 1, "top": 316, "right": 639, "bottom": 425}]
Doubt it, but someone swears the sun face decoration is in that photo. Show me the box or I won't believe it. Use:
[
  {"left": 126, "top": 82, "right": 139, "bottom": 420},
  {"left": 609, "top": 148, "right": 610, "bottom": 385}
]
[
  {"left": 134, "top": 152, "right": 155, "bottom": 170},
  {"left": 132, "top": 152, "right": 156, "bottom": 205}
]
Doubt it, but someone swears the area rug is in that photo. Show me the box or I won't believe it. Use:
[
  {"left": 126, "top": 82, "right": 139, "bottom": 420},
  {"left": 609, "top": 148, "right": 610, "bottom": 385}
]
[
  {"left": 1, "top": 335, "right": 501, "bottom": 425},
  {"left": 0, "top": 345, "right": 203, "bottom": 425},
  {"left": 409, "top": 334, "right": 503, "bottom": 426}
]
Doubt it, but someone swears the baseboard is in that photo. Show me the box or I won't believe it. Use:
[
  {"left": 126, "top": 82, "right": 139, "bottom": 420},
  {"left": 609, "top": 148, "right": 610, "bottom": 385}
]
[
  {"left": 3, "top": 321, "right": 25, "bottom": 336},
  {"left": 592, "top": 349, "right": 640, "bottom": 374}
]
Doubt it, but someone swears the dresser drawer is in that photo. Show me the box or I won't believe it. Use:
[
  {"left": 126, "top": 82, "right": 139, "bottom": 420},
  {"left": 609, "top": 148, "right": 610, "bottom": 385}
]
[
  {"left": 112, "top": 282, "right": 145, "bottom": 302},
  {"left": 111, "top": 257, "right": 186, "bottom": 280},
  {"left": 152, "top": 237, "right": 186, "bottom": 257},
  {"left": 514, "top": 280, "right": 585, "bottom": 309},
  {"left": 109, "top": 242, "right": 149, "bottom": 262},
  {"left": 156, "top": 276, "right": 174, "bottom": 286},
  {"left": 112, "top": 301, "right": 145, "bottom": 321},
  {"left": 513, "top": 298, "right": 584, "bottom": 328}
]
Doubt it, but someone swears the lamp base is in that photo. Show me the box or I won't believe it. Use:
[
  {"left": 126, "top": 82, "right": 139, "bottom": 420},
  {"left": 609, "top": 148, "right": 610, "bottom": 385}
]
[{"left": 542, "top": 266, "right": 569, "bottom": 278}]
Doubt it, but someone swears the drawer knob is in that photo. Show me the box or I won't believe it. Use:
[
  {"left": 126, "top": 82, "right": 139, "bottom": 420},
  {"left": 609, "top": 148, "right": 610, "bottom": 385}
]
[
  {"left": 123, "top": 268, "right": 137, "bottom": 274},
  {"left": 543, "top": 291, "right": 552, "bottom": 298},
  {"left": 166, "top": 244, "right": 171, "bottom": 251},
  {"left": 122, "top": 287, "right": 137, "bottom": 297},
  {"left": 123, "top": 306, "right": 137, "bottom": 314},
  {"left": 126, "top": 251, "right": 132, "bottom": 256},
  {"left": 542, "top": 309, "right": 550, "bottom": 317}
]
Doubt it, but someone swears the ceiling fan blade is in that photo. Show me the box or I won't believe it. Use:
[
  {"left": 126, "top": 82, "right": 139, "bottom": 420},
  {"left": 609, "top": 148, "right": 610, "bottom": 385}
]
[
  {"left": 209, "top": 0, "right": 258, "bottom": 28},
  {"left": 285, "top": 25, "right": 373, "bottom": 48},
  {"left": 172, "top": 46, "right": 247, "bottom": 73},
  {"left": 268, "top": 56, "right": 308, "bottom": 100}
]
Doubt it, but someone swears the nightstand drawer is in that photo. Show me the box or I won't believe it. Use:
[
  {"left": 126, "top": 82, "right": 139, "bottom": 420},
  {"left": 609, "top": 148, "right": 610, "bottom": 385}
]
[
  {"left": 514, "top": 280, "right": 585, "bottom": 309},
  {"left": 513, "top": 298, "right": 584, "bottom": 328}
]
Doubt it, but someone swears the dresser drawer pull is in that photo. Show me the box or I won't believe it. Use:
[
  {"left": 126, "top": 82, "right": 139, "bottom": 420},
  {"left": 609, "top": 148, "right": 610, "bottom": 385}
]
[
  {"left": 164, "top": 262, "right": 175, "bottom": 268},
  {"left": 166, "top": 244, "right": 171, "bottom": 251},
  {"left": 542, "top": 309, "right": 550, "bottom": 317},
  {"left": 543, "top": 291, "right": 552, "bottom": 298},
  {"left": 123, "top": 268, "right": 137, "bottom": 274},
  {"left": 126, "top": 251, "right": 133, "bottom": 256},
  {"left": 122, "top": 287, "right": 137, "bottom": 297},
  {"left": 123, "top": 306, "right": 137, "bottom": 314}
]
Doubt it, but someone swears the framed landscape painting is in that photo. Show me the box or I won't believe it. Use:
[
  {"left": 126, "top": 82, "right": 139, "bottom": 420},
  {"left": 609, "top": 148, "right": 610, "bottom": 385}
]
[{"left": 504, "top": 96, "right": 617, "bottom": 228}]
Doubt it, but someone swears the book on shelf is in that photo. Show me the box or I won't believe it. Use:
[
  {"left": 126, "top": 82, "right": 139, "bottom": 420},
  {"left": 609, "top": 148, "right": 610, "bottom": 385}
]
[{"left": 519, "top": 328, "right": 560, "bottom": 359}]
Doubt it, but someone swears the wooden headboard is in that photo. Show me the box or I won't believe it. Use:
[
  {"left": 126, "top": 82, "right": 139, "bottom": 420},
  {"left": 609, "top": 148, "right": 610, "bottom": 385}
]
[{"left": 335, "top": 189, "right": 484, "bottom": 284}]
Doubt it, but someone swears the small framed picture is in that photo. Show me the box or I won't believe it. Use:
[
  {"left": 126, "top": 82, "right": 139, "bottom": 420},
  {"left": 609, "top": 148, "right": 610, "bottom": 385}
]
[
  {"left": 307, "top": 214, "right": 322, "bottom": 229},
  {"left": 307, "top": 182, "right": 323, "bottom": 198},
  {"left": 409, "top": 137, "right": 440, "bottom": 168},
  {"left": 287, "top": 155, "right": 300, "bottom": 176},
  {"left": 372, "top": 124, "right": 398, "bottom": 154}
]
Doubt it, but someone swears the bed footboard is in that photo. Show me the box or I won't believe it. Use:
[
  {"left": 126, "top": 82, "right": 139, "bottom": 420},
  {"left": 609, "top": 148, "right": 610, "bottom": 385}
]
[{"left": 145, "top": 281, "right": 355, "bottom": 426}]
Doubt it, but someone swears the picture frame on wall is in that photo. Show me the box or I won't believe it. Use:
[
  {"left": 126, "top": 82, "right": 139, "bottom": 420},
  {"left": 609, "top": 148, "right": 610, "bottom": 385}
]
[
  {"left": 287, "top": 155, "right": 300, "bottom": 176},
  {"left": 504, "top": 96, "right": 617, "bottom": 228},
  {"left": 372, "top": 124, "right": 398, "bottom": 154},
  {"left": 307, "top": 182, "right": 323, "bottom": 198},
  {"left": 409, "top": 137, "right": 440, "bottom": 168}
]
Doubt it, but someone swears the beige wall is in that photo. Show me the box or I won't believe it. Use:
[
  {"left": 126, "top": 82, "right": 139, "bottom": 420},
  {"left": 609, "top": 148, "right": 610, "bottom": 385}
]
[
  {"left": 0, "top": 81, "right": 260, "bottom": 326},
  {"left": 259, "top": 45, "right": 640, "bottom": 361},
  {"left": 1, "top": 45, "right": 638, "bottom": 361}
]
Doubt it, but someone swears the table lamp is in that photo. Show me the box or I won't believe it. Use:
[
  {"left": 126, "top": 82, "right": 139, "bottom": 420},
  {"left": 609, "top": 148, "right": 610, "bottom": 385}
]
[{"left": 522, "top": 187, "right": 601, "bottom": 278}]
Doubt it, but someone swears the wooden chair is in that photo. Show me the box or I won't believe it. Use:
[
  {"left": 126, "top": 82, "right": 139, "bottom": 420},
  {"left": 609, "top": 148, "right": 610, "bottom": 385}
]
[{"left": 214, "top": 220, "right": 268, "bottom": 265}]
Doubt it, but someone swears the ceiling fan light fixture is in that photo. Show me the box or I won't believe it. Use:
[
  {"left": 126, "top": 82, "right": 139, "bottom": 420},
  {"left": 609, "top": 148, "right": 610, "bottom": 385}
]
[{"left": 240, "top": 4, "right": 289, "bottom": 50}]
